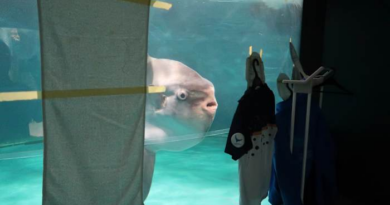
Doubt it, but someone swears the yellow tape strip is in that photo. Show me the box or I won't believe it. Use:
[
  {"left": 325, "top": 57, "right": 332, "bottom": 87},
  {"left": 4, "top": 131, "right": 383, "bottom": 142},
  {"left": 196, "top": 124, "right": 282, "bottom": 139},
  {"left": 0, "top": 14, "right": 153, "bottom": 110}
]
[
  {"left": 120, "top": 0, "right": 172, "bottom": 10},
  {"left": 148, "top": 86, "right": 166, "bottom": 93},
  {"left": 249, "top": 46, "right": 252, "bottom": 56},
  {"left": 0, "top": 91, "right": 41, "bottom": 102},
  {"left": 260, "top": 49, "right": 263, "bottom": 58},
  {"left": 151, "top": 0, "right": 172, "bottom": 10},
  {"left": 0, "top": 86, "right": 166, "bottom": 102}
]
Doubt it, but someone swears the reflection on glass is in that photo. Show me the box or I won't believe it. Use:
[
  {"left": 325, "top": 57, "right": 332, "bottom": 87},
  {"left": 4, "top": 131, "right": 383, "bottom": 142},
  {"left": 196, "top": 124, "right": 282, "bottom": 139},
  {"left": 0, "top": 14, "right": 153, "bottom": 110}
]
[
  {"left": 0, "top": 1, "right": 43, "bottom": 205},
  {"left": 0, "top": 28, "right": 43, "bottom": 146}
]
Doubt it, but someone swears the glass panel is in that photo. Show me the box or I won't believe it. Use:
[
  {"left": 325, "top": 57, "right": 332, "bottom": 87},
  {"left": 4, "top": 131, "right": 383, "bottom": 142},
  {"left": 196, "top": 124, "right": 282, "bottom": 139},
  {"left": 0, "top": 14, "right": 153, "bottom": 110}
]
[
  {"left": 0, "top": 0, "right": 43, "bottom": 148},
  {"left": 0, "top": 0, "right": 304, "bottom": 204},
  {"left": 0, "top": 1, "right": 43, "bottom": 204},
  {"left": 145, "top": 0, "right": 303, "bottom": 204}
]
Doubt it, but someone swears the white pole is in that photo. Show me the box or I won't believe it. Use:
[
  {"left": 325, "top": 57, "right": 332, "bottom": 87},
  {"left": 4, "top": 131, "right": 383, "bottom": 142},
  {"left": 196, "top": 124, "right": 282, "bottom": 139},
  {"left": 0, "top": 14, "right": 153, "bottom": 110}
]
[
  {"left": 301, "top": 93, "right": 312, "bottom": 203},
  {"left": 290, "top": 92, "right": 297, "bottom": 153}
]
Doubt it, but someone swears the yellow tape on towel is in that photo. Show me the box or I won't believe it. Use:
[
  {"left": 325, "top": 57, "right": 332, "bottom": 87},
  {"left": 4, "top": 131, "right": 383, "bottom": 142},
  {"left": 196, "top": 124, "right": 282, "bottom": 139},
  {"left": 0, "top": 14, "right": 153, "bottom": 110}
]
[
  {"left": 120, "top": 0, "right": 172, "bottom": 10},
  {"left": 0, "top": 86, "right": 166, "bottom": 102}
]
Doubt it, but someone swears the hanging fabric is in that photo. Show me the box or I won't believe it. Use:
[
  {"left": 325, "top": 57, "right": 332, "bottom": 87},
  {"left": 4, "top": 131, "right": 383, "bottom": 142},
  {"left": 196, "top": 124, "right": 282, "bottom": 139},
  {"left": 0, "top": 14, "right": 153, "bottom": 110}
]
[
  {"left": 269, "top": 94, "right": 337, "bottom": 205},
  {"left": 38, "top": 0, "right": 150, "bottom": 204},
  {"left": 225, "top": 51, "right": 277, "bottom": 205},
  {"left": 224, "top": 52, "right": 276, "bottom": 160}
]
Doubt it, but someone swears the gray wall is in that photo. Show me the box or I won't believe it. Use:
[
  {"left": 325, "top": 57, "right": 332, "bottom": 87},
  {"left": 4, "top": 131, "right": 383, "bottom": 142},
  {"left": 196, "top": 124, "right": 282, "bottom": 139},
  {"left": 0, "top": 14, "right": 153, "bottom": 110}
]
[
  {"left": 322, "top": 0, "right": 390, "bottom": 134},
  {"left": 319, "top": 0, "right": 389, "bottom": 203}
]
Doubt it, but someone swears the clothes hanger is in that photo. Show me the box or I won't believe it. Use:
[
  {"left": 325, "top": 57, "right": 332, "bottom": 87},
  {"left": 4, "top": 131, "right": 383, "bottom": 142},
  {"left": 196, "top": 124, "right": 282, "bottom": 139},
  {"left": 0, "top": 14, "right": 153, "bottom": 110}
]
[
  {"left": 291, "top": 46, "right": 352, "bottom": 96},
  {"left": 283, "top": 40, "right": 350, "bottom": 203},
  {"left": 283, "top": 41, "right": 331, "bottom": 203},
  {"left": 251, "top": 59, "right": 264, "bottom": 89},
  {"left": 246, "top": 48, "right": 265, "bottom": 89},
  {"left": 313, "top": 68, "right": 353, "bottom": 95}
]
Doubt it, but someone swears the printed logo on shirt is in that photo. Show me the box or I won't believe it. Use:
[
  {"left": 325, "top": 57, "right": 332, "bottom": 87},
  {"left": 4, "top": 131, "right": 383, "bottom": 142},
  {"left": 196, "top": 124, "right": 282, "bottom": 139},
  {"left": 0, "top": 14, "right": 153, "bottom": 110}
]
[{"left": 231, "top": 133, "right": 245, "bottom": 148}]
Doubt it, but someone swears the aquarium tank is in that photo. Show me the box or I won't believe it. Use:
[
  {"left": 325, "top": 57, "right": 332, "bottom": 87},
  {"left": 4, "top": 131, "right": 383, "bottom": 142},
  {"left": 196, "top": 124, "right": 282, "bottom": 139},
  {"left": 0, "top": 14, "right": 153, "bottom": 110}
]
[{"left": 0, "top": 0, "right": 303, "bottom": 204}]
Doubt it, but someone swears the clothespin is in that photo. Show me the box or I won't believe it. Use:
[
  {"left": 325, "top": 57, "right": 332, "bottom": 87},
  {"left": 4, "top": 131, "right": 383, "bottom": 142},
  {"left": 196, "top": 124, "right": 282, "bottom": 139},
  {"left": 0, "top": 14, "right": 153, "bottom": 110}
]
[{"left": 247, "top": 46, "right": 265, "bottom": 86}]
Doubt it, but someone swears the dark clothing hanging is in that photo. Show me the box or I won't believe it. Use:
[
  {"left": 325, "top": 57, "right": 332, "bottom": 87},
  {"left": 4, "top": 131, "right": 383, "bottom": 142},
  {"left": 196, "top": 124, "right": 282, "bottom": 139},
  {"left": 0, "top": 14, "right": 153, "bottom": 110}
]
[
  {"left": 269, "top": 94, "right": 337, "bottom": 205},
  {"left": 224, "top": 84, "right": 276, "bottom": 160}
]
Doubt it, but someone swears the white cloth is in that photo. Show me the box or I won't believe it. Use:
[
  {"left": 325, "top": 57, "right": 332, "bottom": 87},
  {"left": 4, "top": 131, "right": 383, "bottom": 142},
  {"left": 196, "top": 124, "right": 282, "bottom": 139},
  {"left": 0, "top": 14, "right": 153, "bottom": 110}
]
[{"left": 239, "top": 126, "right": 277, "bottom": 205}]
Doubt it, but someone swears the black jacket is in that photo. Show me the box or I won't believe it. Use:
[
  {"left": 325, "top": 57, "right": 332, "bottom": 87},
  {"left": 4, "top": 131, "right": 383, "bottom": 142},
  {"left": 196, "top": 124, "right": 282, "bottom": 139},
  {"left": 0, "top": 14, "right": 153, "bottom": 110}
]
[{"left": 224, "top": 84, "right": 276, "bottom": 160}]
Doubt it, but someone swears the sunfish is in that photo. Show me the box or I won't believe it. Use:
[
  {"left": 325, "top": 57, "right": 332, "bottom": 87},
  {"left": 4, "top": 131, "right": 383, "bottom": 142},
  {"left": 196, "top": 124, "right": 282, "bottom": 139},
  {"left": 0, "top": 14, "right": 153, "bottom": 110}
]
[{"left": 143, "top": 56, "right": 218, "bottom": 201}]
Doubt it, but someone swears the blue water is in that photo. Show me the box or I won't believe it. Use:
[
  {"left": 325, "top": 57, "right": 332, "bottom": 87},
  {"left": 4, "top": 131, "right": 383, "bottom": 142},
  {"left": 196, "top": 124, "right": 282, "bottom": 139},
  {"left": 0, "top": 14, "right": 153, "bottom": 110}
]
[
  {"left": 146, "top": 1, "right": 302, "bottom": 203},
  {"left": 0, "top": 137, "right": 273, "bottom": 205},
  {"left": 0, "top": 144, "right": 43, "bottom": 204},
  {"left": 148, "top": 0, "right": 303, "bottom": 131},
  {"left": 0, "top": 0, "right": 304, "bottom": 144}
]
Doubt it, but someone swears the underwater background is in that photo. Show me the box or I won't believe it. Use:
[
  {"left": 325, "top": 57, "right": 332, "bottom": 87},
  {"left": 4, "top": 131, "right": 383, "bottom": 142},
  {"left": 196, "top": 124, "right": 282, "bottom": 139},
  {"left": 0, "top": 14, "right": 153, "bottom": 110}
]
[
  {"left": 0, "top": 0, "right": 303, "bottom": 146},
  {"left": 147, "top": 0, "right": 303, "bottom": 204},
  {"left": 148, "top": 0, "right": 303, "bottom": 132}
]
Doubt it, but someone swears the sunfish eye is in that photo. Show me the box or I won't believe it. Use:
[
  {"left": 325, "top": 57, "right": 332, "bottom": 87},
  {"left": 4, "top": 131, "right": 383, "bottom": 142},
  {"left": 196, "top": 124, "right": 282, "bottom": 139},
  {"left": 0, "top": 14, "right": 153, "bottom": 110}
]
[{"left": 177, "top": 90, "right": 188, "bottom": 101}]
